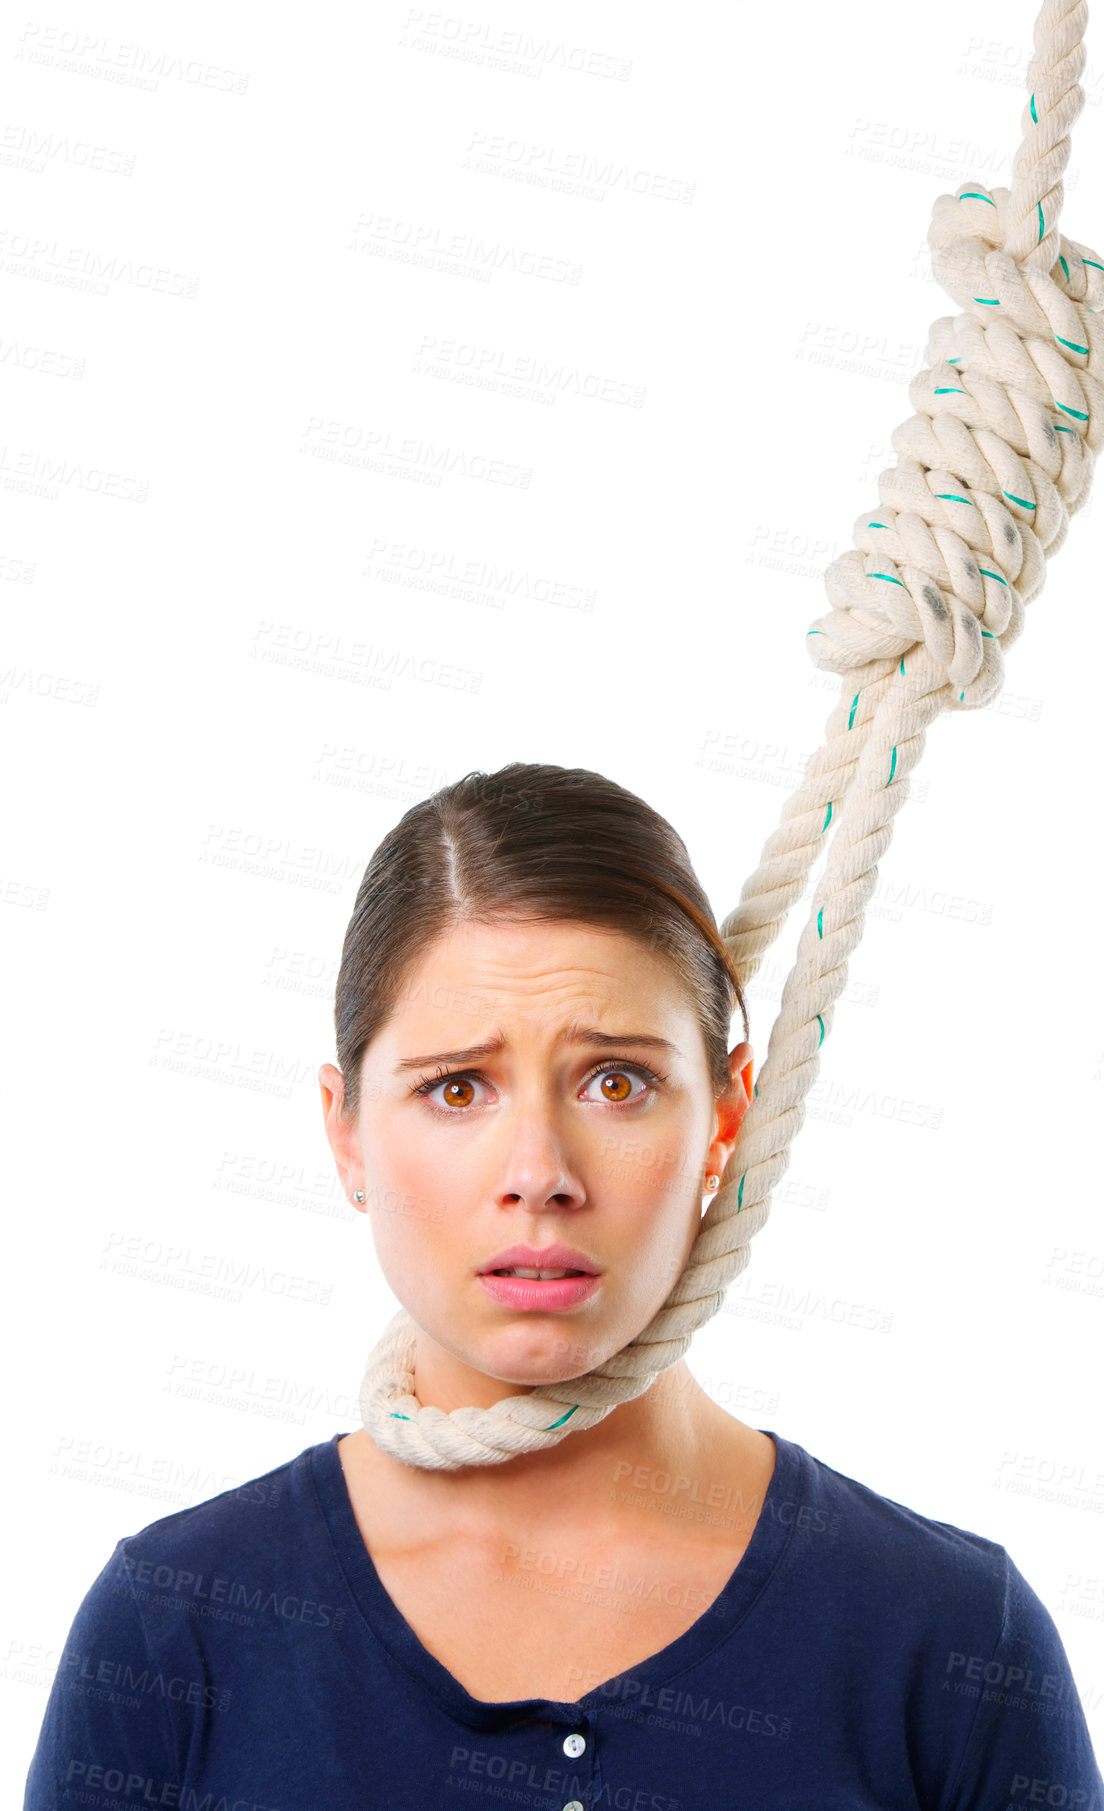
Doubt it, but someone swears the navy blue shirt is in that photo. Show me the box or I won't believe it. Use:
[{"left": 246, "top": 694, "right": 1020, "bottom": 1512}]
[{"left": 24, "top": 1428, "right": 1104, "bottom": 1810}]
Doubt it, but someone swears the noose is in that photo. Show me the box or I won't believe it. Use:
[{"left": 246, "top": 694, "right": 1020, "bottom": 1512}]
[{"left": 358, "top": 0, "right": 1102, "bottom": 1469}]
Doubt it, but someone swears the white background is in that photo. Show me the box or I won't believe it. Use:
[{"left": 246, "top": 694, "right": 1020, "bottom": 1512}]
[{"left": 4, "top": 0, "right": 1103, "bottom": 1775}]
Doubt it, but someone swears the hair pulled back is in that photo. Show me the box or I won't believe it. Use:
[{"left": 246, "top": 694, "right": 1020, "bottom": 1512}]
[{"left": 333, "top": 762, "right": 748, "bottom": 1120}]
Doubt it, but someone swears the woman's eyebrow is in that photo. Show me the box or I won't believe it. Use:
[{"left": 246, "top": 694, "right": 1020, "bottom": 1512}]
[{"left": 394, "top": 1026, "right": 681, "bottom": 1073}]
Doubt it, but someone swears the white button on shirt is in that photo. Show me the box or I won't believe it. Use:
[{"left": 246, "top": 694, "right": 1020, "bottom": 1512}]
[{"left": 562, "top": 1733, "right": 586, "bottom": 1757}]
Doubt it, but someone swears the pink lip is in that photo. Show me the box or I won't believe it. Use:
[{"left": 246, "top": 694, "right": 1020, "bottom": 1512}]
[
  {"left": 478, "top": 1272, "right": 603, "bottom": 1311},
  {"left": 478, "top": 1242, "right": 601, "bottom": 1276}
]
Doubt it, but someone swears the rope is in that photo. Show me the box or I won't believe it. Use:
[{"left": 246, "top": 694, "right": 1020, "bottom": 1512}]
[{"left": 357, "top": 0, "right": 1102, "bottom": 1470}]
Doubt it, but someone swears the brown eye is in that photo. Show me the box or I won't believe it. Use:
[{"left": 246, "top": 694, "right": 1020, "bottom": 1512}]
[
  {"left": 598, "top": 1071, "right": 633, "bottom": 1102},
  {"left": 584, "top": 1060, "right": 667, "bottom": 1105},
  {"left": 440, "top": 1077, "right": 476, "bottom": 1109},
  {"left": 412, "top": 1070, "right": 488, "bottom": 1112},
  {"left": 585, "top": 1068, "right": 648, "bottom": 1105}
]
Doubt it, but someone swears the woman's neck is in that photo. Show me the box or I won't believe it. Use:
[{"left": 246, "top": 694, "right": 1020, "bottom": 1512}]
[{"left": 340, "top": 1361, "right": 774, "bottom": 1551}]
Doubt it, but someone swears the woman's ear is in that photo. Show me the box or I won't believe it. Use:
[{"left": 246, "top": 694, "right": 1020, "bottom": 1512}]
[
  {"left": 319, "top": 1064, "right": 366, "bottom": 1209},
  {"left": 730, "top": 1041, "right": 754, "bottom": 1106},
  {"left": 704, "top": 1042, "right": 755, "bottom": 1185}
]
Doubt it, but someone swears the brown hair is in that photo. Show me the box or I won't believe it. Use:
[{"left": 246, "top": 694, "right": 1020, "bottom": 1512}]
[{"left": 333, "top": 762, "right": 749, "bottom": 1120}]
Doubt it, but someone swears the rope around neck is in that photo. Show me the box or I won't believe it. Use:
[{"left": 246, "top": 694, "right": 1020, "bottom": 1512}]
[{"left": 358, "top": 0, "right": 1102, "bottom": 1470}]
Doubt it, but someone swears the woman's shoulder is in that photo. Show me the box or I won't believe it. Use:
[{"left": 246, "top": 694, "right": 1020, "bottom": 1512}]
[
  {"left": 764, "top": 1431, "right": 1101, "bottom": 1801},
  {"left": 23, "top": 1438, "right": 346, "bottom": 1807},
  {"left": 767, "top": 1428, "right": 1019, "bottom": 1626},
  {"left": 774, "top": 1428, "right": 1006, "bottom": 1547},
  {"left": 103, "top": 1434, "right": 333, "bottom": 1584}
]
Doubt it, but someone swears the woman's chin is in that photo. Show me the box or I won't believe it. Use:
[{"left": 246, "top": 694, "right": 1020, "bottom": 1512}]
[{"left": 468, "top": 1326, "right": 612, "bottom": 1391}]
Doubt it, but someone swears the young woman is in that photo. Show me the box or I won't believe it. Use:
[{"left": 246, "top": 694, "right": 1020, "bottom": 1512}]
[{"left": 24, "top": 764, "right": 1103, "bottom": 1809}]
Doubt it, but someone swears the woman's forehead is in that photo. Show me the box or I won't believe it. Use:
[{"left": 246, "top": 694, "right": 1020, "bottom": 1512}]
[
  {"left": 377, "top": 933, "right": 694, "bottom": 1058},
  {"left": 399, "top": 917, "right": 683, "bottom": 992}
]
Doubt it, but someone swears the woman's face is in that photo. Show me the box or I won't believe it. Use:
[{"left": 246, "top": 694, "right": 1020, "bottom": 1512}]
[{"left": 319, "top": 918, "right": 752, "bottom": 1407}]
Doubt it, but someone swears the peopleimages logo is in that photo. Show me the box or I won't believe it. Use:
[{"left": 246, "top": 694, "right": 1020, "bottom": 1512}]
[
  {"left": 62, "top": 1763, "right": 277, "bottom": 1811},
  {"left": 111, "top": 1551, "right": 346, "bottom": 1630},
  {"left": 58, "top": 1645, "right": 232, "bottom": 1712}
]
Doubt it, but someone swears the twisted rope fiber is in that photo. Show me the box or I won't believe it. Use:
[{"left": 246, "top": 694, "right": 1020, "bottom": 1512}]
[{"left": 359, "top": 0, "right": 1102, "bottom": 1470}]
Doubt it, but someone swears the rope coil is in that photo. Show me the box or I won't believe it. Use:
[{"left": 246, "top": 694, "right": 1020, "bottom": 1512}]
[{"left": 358, "top": 0, "right": 1101, "bottom": 1470}]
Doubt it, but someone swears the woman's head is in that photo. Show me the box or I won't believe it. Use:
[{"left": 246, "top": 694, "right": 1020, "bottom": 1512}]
[{"left": 319, "top": 763, "right": 754, "bottom": 1409}]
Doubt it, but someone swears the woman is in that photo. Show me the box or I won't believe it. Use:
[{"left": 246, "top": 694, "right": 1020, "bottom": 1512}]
[{"left": 24, "top": 763, "right": 1103, "bottom": 1808}]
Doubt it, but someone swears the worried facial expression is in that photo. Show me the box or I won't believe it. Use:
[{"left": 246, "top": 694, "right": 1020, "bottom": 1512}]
[{"left": 320, "top": 918, "right": 752, "bottom": 1396}]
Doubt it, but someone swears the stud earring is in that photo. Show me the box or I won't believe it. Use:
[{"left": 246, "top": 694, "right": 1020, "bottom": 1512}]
[
  {"left": 704, "top": 1174, "right": 721, "bottom": 1193},
  {"left": 353, "top": 1189, "right": 366, "bottom": 1204}
]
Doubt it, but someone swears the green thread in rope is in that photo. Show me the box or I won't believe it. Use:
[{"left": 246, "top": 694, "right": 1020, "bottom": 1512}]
[
  {"left": 973, "top": 297, "right": 1000, "bottom": 307},
  {"left": 934, "top": 386, "right": 966, "bottom": 395},
  {"left": 737, "top": 1174, "right": 745, "bottom": 1208},
  {"left": 980, "top": 629, "right": 995, "bottom": 638},
  {"left": 870, "top": 572, "right": 905, "bottom": 587},
  {"left": 1030, "top": 92, "right": 1037, "bottom": 123},
  {"left": 848, "top": 691, "right": 860, "bottom": 729},
  {"left": 817, "top": 907, "right": 823, "bottom": 938},
  {"left": 935, "top": 491, "right": 973, "bottom": 505},
  {"left": 542, "top": 1405, "right": 580, "bottom": 1431},
  {"left": 899, "top": 657, "right": 906, "bottom": 675},
  {"left": 887, "top": 747, "right": 898, "bottom": 785},
  {"left": 822, "top": 800, "right": 833, "bottom": 831},
  {"left": 1056, "top": 335, "right": 1089, "bottom": 355},
  {"left": 1055, "top": 401, "right": 1088, "bottom": 420},
  {"left": 1002, "top": 491, "right": 1035, "bottom": 509},
  {"left": 1060, "top": 255, "right": 1070, "bottom": 282},
  {"left": 808, "top": 628, "right": 826, "bottom": 636},
  {"left": 753, "top": 1081, "right": 759, "bottom": 1098},
  {"left": 1037, "top": 201, "right": 1045, "bottom": 246},
  {"left": 960, "top": 190, "right": 995, "bottom": 205},
  {"left": 390, "top": 1412, "right": 413, "bottom": 1420},
  {"left": 816, "top": 1016, "right": 825, "bottom": 1047},
  {"left": 1085, "top": 259, "right": 1104, "bottom": 273},
  {"left": 978, "top": 568, "right": 1007, "bottom": 585}
]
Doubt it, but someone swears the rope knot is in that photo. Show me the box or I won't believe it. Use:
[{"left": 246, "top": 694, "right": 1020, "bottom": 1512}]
[{"left": 805, "top": 178, "right": 1099, "bottom": 710}]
